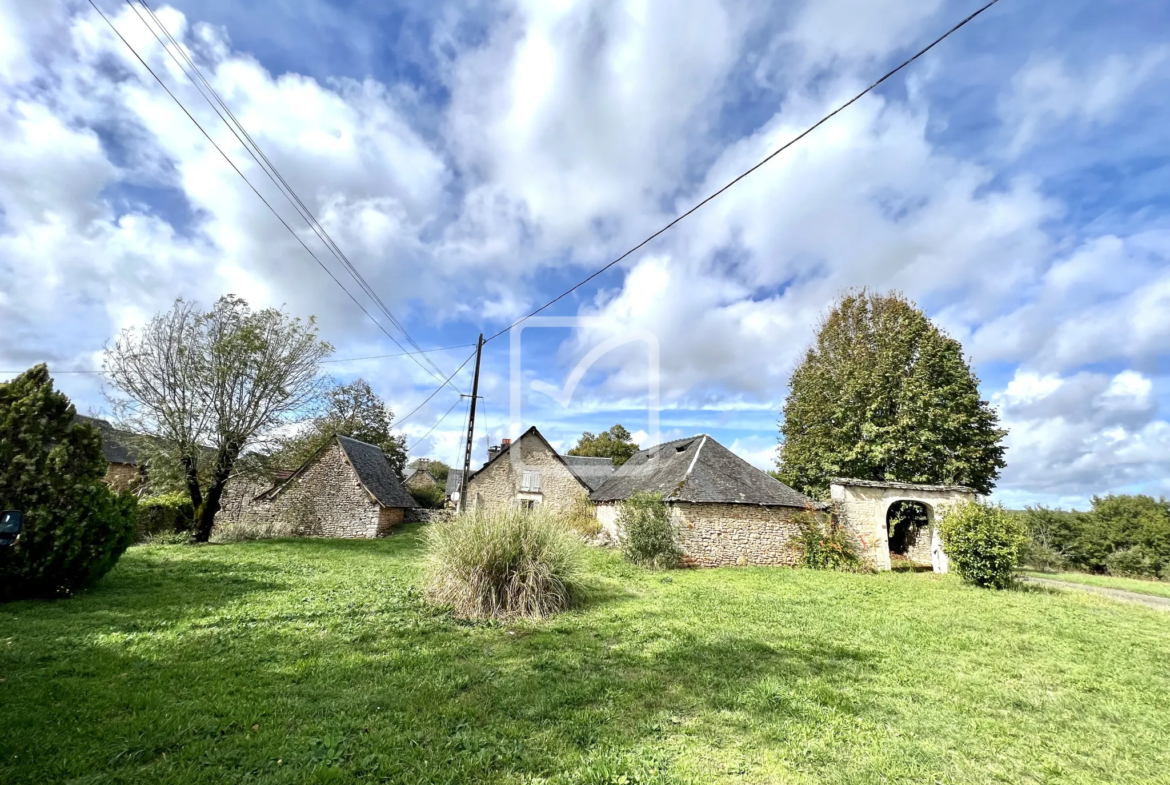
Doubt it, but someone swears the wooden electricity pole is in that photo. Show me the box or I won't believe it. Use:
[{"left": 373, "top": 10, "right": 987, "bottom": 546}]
[{"left": 458, "top": 333, "right": 484, "bottom": 511}]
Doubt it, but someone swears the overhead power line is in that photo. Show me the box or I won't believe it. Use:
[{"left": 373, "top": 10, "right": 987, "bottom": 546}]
[
  {"left": 481, "top": 0, "right": 1004, "bottom": 346},
  {"left": 393, "top": 348, "right": 479, "bottom": 429},
  {"left": 130, "top": 1, "right": 454, "bottom": 387},
  {"left": 89, "top": 0, "right": 459, "bottom": 396},
  {"left": 407, "top": 395, "right": 465, "bottom": 451}
]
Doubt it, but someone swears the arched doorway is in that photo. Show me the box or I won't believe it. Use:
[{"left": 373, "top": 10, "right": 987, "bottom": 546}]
[{"left": 885, "top": 500, "right": 932, "bottom": 569}]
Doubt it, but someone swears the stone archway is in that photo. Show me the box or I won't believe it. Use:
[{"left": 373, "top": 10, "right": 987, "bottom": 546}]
[{"left": 829, "top": 478, "right": 977, "bottom": 572}]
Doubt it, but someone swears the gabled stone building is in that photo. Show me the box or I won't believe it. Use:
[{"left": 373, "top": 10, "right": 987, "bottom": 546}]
[
  {"left": 464, "top": 427, "right": 615, "bottom": 514},
  {"left": 404, "top": 465, "right": 439, "bottom": 491},
  {"left": 216, "top": 435, "right": 417, "bottom": 538},
  {"left": 590, "top": 434, "right": 818, "bottom": 567},
  {"left": 73, "top": 415, "right": 147, "bottom": 492}
]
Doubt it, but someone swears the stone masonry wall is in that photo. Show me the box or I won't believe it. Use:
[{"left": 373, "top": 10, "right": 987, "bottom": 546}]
[
  {"left": 214, "top": 441, "right": 396, "bottom": 538},
  {"left": 594, "top": 500, "right": 806, "bottom": 567},
  {"left": 103, "top": 462, "right": 144, "bottom": 494},
  {"left": 830, "top": 483, "right": 974, "bottom": 571},
  {"left": 466, "top": 433, "right": 589, "bottom": 514}
]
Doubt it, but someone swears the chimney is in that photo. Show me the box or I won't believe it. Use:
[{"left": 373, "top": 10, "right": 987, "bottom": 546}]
[
  {"left": 487, "top": 438, "right": 511, "bottom": 463},
  {"left": 502, "top": 438, "right": 512, "bottom": 446}
]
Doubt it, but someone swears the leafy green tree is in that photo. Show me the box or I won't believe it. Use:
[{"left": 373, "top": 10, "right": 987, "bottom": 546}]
[
  {"left": 409, "top": 459, "right": 450, "bottom": 485},
  {"left": 271, "top": 379, "right": 408, "bottom": 480},
  {"left": 1075, "top": 494, "right": 1169, "bottom": 577},
  {"left": 617, "top": 491, "right": 681, "bottom": 568},
  {"left": 568, "top": 424, "right": 638, "bottom": 466},
  {"left": 105, "top": 296, "right": 333, "bottom": 542},
  {"left": 0, "top": 366, "right": 138, "bottom": 600},
  {"left": 777, "top": 290, "right": 1006, "bottom": 498}
]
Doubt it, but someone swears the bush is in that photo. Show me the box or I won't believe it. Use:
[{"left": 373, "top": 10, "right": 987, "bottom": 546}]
[
  {"left": 1020, "top": 539, "right": 1068, "bottom": 572},
  {"left": 0, "top": 365, "right": 139, "bottom": 600},
  {"left": 1104, "top": 546, "right": 1162, "bottom": 579},
  {"left": 617, "top": 492, "right": 681, "bottom": 568},
  {"left": 1074, "top": 495, "right": 1170, "bottom": 575},
  {"left": 938, "top": 499, "right": 1026, "bottom": 589},
  {"left": 795, "top": 506, "right": 861, "bottom": 571},
  {"left": 409, "top": 483, "right": 447, "bottom": 510},
  {"left": 137, "top": 492, "right": 195, "bottom": 538},
  {"left": 564, "top": 495, "right": 601, "bottom": 538},
  {"left": 424, "top": 507, "right": 587, "bottom": 619}
]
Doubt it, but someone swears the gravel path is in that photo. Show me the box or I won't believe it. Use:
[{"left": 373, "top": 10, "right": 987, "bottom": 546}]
[{"left": 1021, "top": 576, "right": 1170, "bottom": 612}]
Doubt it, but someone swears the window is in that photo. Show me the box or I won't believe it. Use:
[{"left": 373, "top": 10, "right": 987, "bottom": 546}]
[
  {"left": 520, "top": 470, "right": 542, "bottom": 492},
  {"left": 520, "top": 499, "right": 536, "bottom": 511}
]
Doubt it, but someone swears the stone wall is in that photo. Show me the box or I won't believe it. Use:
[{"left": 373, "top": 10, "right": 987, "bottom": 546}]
[
  {"left": 406, "top": 508, "right": 454, "bottom": 524},
  {"left": 830, "top": 481, "right": 974, "bottom": 571},
  {"left": 405, "top": 472, "right": 438, "bottom": 490},
  {"left": 466, "top": 432, "right": 589, "bottom": 514},
  {"left": 594, "top": 500, "right": 807, "bottom": 567},
  {"left": 214, "top": 441, "right": 400, "bottom": 539}
]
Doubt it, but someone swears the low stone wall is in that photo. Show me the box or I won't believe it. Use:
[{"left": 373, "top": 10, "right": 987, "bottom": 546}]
[
  {"left": 594, "top": 500, "right": 806, "bottom": 567},
  {"left": 406, "top": 508, "right": 454, "bottom": 524}
]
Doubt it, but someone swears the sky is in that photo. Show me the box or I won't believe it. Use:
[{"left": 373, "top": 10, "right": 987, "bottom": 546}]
[{"left": 0, "top": 0, "right": 1167, "bottom": 510}]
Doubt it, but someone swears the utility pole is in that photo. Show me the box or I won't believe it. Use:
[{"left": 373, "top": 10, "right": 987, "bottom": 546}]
[{"left": 458, "top": 333, "right": 484, "bottom": 512}]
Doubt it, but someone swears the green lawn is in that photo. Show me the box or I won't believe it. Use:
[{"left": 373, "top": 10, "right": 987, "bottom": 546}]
[
  {"left": 1022, "top": 570, "right": 1170, "bottom": 599},
  {"left": 2, "top": 527, "right": 1169, "bottom": 784}
]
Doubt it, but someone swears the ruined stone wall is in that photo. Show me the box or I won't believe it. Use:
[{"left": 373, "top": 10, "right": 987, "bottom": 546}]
[
  {"left": 830, "top": 482, "right": 974, "bottom": 571},
  {"left": 594, "top": 500, "right": 805, "bottom": 567},
  {"left": 466, "top": 433, "right": 588, "bottom": 514},
  {"left": 213, "top": 441, "right": 398, "bottom": 539}
]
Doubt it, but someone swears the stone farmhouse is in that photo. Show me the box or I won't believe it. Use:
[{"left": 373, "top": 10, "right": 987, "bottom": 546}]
[
  {"left": 74, "top": 415, "right": 146, "bottom": 492},
  {"left": 216, "top": 434, "right": 417, "bottom": 538},
  {"left": 404, "top": 465, "right": 440, "bottom": 491},
  {"left": 464, "top": 427, "right": 616, "bottom": 514},
  {"left": 591, "top": 435, "right": 818, "bottom": 567}
]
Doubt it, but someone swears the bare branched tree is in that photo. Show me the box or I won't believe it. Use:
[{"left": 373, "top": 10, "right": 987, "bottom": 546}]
[{"left": 105, "top": 296, "right": 333, "bottom": 541}]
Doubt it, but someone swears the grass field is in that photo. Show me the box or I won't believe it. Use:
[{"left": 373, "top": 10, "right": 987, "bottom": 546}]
[
  {"left": 2, "top": 525, "right": 1170, "bottom": 784},
  {"left": 1022, "top": 570, "right": 1170, "bottom": 599}
]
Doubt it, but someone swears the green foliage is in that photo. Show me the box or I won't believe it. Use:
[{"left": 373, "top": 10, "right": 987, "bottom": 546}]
[
  {"left": 1014, "top": 505, "right": 1084, "bottom": 571},
  {"left": 617, "top": 492, "right": 681, "bottom": 568},
  {"left": 1104, "top": 546, "right": 1161, "bottom": 579},
  {"left": 568, "top": 424, "right": 638, "bottom": 467},
  {"left": 1075, "top": 495, "right": 1169, "bottom": 577},
  {"left": 137, "top": 492, "right": 195, "bottom": 538},
  {"left": 938, "top": 500, "right": 1026, "bottom": 589},
  {"left": 565, "top": 495, "right": 602, "bottom": 538},
  {"left": 409, "top": 483, "right": 447, "bottom": 510},
  {"left": 777, "top": 290, "right": 1006, "bottom": 498},
  {"left": 424, "top": 507, "right": 587, "bottom": 619},
  {"left": 271, "top": 378, "right": 408, "bottom": 479},
  {"left": 105, "top": 296, "right": 333, "bottom": 542},
  {"left": 794, "top": 507, "right": 862, "bottom": 571},
  {"left": 0, "top": 365, "right": 139, "bottom": 600}
]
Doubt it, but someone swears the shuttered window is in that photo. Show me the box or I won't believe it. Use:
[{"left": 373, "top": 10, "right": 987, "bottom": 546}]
[{"left": 520, "top": 471, "right": 542, "bottom": 492}]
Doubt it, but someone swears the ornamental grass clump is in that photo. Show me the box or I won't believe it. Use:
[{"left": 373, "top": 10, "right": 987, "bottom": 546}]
[{"left": 424, "top": 507, "right": 587, "bottom": 620}]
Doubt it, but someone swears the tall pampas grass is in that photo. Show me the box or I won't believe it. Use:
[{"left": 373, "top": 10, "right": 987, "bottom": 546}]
[{"left": 424, "top": 507, "right": 587, "bottom": 620}]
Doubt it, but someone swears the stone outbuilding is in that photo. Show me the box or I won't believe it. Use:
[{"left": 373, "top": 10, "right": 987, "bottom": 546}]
[
  {"left": 464, "top": 427, "right": 615, "bottom": 514},
  {"left": 216, "top": 435, "right": 417, "bottom": 538},
  {"left": 590, "top": 435, "right": 818, "bottom": 567},
  {"left": 830, "top": 478, "right": 976, "bottom": 572},
  {"left": 74, "top": 415, "right": 147, "bottom": 492},
  {"left": 404, "top": 465, "right": 440, "bottom": 491}
]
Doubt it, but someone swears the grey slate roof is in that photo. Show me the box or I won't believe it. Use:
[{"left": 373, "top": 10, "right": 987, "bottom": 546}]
[
  {"left": 561, "top": 455, "right": 617, "bottom": 491},
  {"left": 337, "top": 435, "right": 418, "bottom": 508},
  {"left": 832, "top": 477, "right": 976, "bottom": 493},
  {"left": 73, "top": 415, "right": 141, "bottom": 466},
  {"left": 445, "top": 469, "right": 464, "bottom": 496},
  {"left": 590, "top": 435, "right": 814, "bottom": 508}
]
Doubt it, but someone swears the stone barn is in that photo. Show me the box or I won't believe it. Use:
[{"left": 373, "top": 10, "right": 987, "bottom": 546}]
[
  {"left": 590, "top": 435, "right": 819, "bottom": 567},
  {"left": 404, "top": 465, "right": 439, "bottom": 491},
  {"left": 464, "top": 427, "right": 614, "bottom": 514},
  {"left": 830, "top": 478, "right": 976, "bottom": 572},
  {"left": 216, "top": 435, "right": 417, "bottom": 538}
]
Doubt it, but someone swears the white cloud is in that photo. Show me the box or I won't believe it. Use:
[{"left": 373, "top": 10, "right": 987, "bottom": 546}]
[{"left": 1000, "top": 48, "right": 1169, "bottom": 154}]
